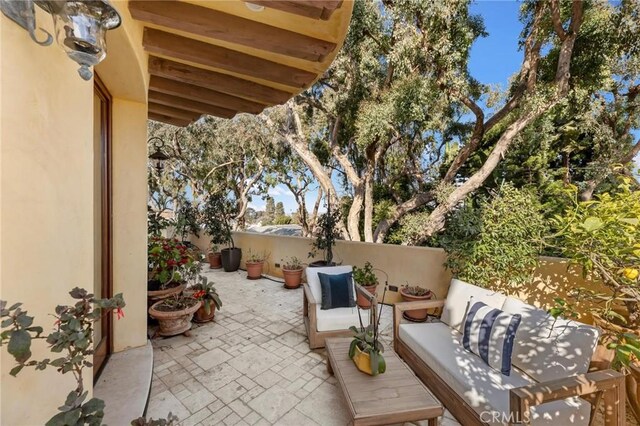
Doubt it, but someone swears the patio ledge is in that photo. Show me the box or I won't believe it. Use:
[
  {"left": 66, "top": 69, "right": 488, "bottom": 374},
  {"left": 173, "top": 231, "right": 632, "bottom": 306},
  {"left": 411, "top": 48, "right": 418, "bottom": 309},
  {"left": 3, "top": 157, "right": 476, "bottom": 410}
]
[{"left": 94, "top": 341, "right": 153, "bottom": 424}]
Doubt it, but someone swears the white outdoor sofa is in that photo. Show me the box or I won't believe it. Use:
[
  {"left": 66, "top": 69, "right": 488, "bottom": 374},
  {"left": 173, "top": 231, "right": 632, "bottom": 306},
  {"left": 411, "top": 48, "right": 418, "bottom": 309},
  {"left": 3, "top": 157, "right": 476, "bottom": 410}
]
[
  {"left": 303, "top": 265, "right": 373, "bottom": 349},
  {"left": 393, "top": 279, "right": 626, "bottom": 425}
]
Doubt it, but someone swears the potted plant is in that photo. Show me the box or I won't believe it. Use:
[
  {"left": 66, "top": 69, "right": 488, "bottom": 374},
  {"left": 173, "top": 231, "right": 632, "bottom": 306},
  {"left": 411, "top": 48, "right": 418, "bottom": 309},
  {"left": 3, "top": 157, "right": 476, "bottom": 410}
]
[
  {"left": 282, "top": 256, "right": 304, "bottom": 289},
  {"left": 246, "top": 250, "right": 269, "bottom": 280},
  {"left": 349, "top": 286, "right": 387, "bottom": 376},
  {"left": 147, "top": 237, "right": 200, "bottom": 302},
  {"left": 400, "top": 285, "right": 434, "bottom": 322},
  {"left": 189, "top": 276, "right": 222, "bottom": 323},
  {"left": 148, "top": 294, "right": 201, "bottom": 337},
  {"left": 207, "top": 244, "right": 222, "bottom": 269},
  {"left": 550, "top": 179, "right": 640, "bottom": 421},
  {"left": 308, "top": 202, "right": 341, "bottom": 267},
  {"left": 353, "top": 261, "right": 379, "bottom": 309},
  {"left": 203, "top": 193, "right": 241, "bottom": 272}
]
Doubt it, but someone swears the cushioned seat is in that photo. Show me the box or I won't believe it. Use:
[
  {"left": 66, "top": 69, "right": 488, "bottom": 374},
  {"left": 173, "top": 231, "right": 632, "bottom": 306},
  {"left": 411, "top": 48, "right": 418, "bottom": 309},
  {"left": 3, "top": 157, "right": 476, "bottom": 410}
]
[
  {"left": 315, "top": 305, "right": 370, "bottom": 332},
  {"left": 399, "top": 322, "right": 591, "bottom": 425}
]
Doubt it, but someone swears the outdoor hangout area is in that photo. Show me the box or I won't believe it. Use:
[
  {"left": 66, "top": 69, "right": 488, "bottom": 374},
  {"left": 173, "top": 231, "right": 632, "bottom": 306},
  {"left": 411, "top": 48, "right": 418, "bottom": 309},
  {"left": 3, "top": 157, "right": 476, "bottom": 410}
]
[{"left": 1, "top": 0, "right": 639, "bottom": 425}]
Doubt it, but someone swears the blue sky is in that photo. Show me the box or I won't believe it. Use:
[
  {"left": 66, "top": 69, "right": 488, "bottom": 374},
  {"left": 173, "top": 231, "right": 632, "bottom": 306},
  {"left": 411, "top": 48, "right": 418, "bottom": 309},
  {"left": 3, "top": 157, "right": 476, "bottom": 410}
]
[{"left": 251, "top": 1, "right": 638, "bottom": 215}]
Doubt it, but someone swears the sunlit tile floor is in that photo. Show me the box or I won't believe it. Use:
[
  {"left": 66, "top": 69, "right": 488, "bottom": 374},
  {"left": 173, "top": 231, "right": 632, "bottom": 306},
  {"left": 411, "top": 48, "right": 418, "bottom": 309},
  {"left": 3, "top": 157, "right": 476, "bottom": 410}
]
[{"left": 147, "top": 267, "right": 461, "bottom": 426}]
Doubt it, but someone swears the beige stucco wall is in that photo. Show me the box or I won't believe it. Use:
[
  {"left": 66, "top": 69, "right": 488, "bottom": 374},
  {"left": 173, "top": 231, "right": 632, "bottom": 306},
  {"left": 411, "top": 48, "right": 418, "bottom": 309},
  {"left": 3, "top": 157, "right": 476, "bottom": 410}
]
[
  {"left": 192, "top": 232, "right": 601, "bottom": 320},
  {"left": 0, "top": 2, "right": 148, "bottom": 423}
]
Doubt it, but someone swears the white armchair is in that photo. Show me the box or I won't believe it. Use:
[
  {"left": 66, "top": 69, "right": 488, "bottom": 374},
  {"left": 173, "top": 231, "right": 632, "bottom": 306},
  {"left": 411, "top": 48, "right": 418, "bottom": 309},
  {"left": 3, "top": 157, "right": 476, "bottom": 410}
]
[{"left": 303, "top": 266, "right": 375, "bottom": 349}]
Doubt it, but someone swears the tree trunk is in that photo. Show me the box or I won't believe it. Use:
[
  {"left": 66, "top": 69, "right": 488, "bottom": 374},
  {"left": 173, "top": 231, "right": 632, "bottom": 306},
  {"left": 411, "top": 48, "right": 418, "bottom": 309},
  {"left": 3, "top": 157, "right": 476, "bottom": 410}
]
[{"left": 364, "top": 169, "right": 375, "bottom": 242}]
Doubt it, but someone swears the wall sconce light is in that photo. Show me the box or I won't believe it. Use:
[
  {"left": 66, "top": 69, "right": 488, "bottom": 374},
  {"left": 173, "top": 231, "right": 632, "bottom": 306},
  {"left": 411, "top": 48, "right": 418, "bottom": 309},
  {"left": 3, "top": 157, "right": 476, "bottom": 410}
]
[
  {"left": 0, "top": 0, "right": 121, "bottom": 81},
  {"left": 148, "top": 137, "right": 170, "bottom": 173}
]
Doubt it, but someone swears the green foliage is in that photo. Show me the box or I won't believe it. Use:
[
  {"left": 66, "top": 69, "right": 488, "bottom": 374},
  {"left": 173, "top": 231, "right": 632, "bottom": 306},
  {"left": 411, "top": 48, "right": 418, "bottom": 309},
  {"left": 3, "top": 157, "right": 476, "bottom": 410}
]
[
  {"left": 174, "top": 200, "right": 200, "bottom": 241},
  {"left": 147, "top": 237, "right": 200, "bottom": 287},
  {"left": 552, "top": 178, "right": 640, "bottom": 328},
  {"left": 281, "top": 256, "right": 303, "bottom": 270},
  {"left": 438, "top": 184, "right": 546, "bottom": 290},
  {"left": 147, "top": 206, "right": 171, "bottom": 237},
  {"left": 353, "top": 262, "right": 378, "bottom": 286},
  {"left": 0, "top": 289, "right": 125, "bottom": 426},
  {"left": 201, "top": 193, "right": 237, "bottom": 248},
  {"left": 131, "top": 413, "right": 179, "bottom": 426},
  {"left": 401, "top": 285, "right": 432, "bottom": 297},
  {"left": 246, "top": 249, "right": 269, "bottom": 263},
  {"left": 309, "top": 205, "right": 341, "bottom": 265},
  {"left": 273, "top": 215, "right": 292, "bottom": 225},
  {"left": 349, "top": 321, "right": 386, "bottom": 376},
  {"left": 190, "top": 276, "right": 222, "bottom": 315}
]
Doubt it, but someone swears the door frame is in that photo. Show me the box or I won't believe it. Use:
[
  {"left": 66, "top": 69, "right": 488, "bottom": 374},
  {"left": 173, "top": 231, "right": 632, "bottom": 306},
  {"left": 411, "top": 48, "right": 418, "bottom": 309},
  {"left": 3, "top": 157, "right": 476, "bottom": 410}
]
[{"left": 93, "top": 74, "right": 113, "bottom": 381}]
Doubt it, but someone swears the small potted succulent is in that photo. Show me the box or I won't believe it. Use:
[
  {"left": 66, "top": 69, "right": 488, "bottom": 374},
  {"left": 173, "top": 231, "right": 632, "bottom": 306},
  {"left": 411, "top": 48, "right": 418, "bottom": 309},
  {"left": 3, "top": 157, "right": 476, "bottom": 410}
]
[
  {"left": 147, "top": 237, "right": 200, "bottom": 302},
  {"left": 148, "top": 294, "right": 201, "bottom": 337},
  {"left": 246, "top": 250, "right": 269, "bottom": 280},
  {"left": 282, "top": 256, "right": 304, "bottom": 289},
  {"left": 189, "top": 276, "right": 222, "bottom": 323},
  {"left": 353, "top": 261, "right": 379, "bottom": 309},
  {"left": 400, "top": 284, "right": 434, "bottom": 322}
]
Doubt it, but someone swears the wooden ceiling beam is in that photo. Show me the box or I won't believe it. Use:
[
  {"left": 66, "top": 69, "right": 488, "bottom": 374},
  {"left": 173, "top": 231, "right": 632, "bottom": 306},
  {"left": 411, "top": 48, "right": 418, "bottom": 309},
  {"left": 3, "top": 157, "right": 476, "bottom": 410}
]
[
  {"left": 148, "top": 57, "right": 291, "bottom": 106},
  {"left": 143, "top": 28, "right": 316, "bottom": 89},
  {"left": 148, "top": 112, "right": 192, "bottom": 127},
  {"left": 148, "top": 91, "right": 237, "bottom": 119},
  {"left": 150, "top": 76, "right": 266, "bottom": 114},
  {"left": 130, "top": 1, "right": 336, "bottom": 62},
  {"left": 148, "top": 102, "right": 201, "bottom": 122},
  {"left": 247, "top": 1, "right": 343, "bottom": 20}
]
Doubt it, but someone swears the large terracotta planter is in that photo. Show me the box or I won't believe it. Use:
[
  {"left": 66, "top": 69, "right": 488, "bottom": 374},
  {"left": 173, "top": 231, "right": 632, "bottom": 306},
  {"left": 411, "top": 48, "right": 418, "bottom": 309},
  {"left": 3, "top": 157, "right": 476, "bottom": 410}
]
[
  {"left": 356, "top": 284, "right": 377, "bottom": 309},
  {"left": 246, "top": 261, "right": 264, "bottom": 280},
  {"left": 149, "top": 299, "right": 201, "bottom": 337},
  {"left": 399, "top": 288, "right": 434, "bottom": 322},
  {"left": 193, "top": 303, "right": 216, "bottom": 323},
  {"left": 147, "top": 282, "right": 185, "bottom": 303},
  {"left": 208, "top": 252, "right": 222, "bottom": 269},
  {"left": 283, "top": 268, "right": 303, "bottom": 289}
]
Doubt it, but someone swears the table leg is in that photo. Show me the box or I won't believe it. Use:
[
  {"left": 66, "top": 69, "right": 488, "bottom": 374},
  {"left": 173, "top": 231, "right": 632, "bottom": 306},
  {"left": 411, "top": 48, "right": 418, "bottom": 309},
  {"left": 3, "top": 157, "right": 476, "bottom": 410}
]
[
  {"left": 427, "top": 418, "right": 438, "bottom": 426},
  {"left": 327, "top": 357, "right": 333, "bottom": 375}
]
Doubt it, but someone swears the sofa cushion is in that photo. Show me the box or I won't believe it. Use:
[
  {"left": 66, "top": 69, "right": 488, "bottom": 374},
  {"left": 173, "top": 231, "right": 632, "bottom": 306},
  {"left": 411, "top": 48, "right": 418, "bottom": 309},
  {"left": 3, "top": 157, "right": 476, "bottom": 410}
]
[
  {"left": 398, "top": 322, "right": 591, "bottom": 425},
  {"left": 315, "top": 305, "right": 369, "bottom": 332},
  {"left": 441, "top": 279, "right": 508, "bottom": 332},
  {"left": 462, "top": 302, "right": 522, "bottom": 375},
  {"left": 306, "top": 265, "right": 353, "bottom": 303},
  {"left": 501, "top": 297, "right": 600, "bottom": 383},
  {"left": 318, "top": 272, "right": 356, "bottom": 310}
]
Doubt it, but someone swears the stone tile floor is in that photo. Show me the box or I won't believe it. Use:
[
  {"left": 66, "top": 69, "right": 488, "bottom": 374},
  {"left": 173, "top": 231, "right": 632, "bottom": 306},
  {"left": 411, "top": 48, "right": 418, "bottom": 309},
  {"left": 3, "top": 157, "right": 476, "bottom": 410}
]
[{"left": 147, "top": 267, "right": 461, "bottom": 426}]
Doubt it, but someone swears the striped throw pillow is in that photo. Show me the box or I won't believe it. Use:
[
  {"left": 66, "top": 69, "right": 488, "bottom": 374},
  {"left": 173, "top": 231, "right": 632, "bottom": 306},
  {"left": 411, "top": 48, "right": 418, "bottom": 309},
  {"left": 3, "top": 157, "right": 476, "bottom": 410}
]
[{"left": 462, "top": 301, "right": 522, "bottom": 376}]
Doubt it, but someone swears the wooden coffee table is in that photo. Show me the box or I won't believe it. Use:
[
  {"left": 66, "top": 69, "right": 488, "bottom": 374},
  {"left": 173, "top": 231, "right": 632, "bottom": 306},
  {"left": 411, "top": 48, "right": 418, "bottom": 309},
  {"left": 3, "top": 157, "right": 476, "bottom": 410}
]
[{"left": 326, "top": 338, "right": 443, "bottom": 426}]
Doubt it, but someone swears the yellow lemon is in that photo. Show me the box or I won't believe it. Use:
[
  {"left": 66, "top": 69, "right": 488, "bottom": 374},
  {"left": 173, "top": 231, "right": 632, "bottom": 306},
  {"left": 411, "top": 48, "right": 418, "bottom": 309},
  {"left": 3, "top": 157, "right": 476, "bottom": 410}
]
[{"left": 622, "top": 268, "right": 639, "bottom": 280}]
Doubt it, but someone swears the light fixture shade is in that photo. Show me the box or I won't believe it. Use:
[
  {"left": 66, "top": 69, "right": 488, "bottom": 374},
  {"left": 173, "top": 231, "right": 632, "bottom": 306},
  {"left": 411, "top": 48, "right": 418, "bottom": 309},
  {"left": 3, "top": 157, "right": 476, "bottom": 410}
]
[{"left": 51, "top": 0, "right": 121, "bottom": 80}]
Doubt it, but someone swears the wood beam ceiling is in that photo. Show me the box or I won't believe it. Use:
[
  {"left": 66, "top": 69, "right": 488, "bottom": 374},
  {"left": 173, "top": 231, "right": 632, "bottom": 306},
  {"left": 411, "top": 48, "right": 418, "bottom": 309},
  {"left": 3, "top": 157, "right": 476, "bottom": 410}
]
[
  {"left": 143, "top": 28, "right": 316, "bottom": 89},
  {"left": 248, "top": 1, "right": 343, "bottom": 20},
  {"left": 130, "top": 1, "right": 336, "bottom": 62},
  {"left": 149, "top": 76, "right": 266, "bottom": 114},
  {"left": 148, "top": 112, "right": 191, "bottom": 127},
  {"left": 148, "top": 91, "right": 237, "bottom": 119},
  {"left": 148, "top": 57, "right": 292, "bottom": 105}
]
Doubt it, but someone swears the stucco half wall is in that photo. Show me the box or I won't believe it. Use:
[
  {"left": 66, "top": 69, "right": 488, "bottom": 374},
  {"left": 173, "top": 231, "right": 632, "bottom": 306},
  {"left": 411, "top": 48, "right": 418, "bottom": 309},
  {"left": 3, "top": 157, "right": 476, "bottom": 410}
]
[
  {"left": 191, "top": 232, "right": 603, "bottom": 320},
  {"left": 1, "top": 3, "right": 148, "bottom": 423}
]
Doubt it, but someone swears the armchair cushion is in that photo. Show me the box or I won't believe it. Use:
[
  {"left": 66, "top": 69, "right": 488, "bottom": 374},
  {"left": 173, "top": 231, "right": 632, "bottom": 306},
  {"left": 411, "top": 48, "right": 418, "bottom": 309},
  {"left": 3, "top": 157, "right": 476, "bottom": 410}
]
[
  {"left": 306, "top": 265, "right": 354, "bottom": 303},
  {"left": 318, "top": 272, "right": 356, "bottom": 310},
  {"left": 441, "top": 279, "right": 508, "bottom": 332},
  {"left": 316, "top": 305, "right": 369, "bottom": 332},
  {"left": 501, "top": 297, "right": 600, "bottom": 383}
]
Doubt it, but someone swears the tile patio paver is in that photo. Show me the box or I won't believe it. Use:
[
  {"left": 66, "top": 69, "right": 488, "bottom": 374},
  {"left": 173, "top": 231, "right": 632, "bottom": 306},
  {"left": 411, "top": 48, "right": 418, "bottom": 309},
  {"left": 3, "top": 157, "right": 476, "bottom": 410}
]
[{"left": 149, "top": 268, "right": 460, "bottom": 425}]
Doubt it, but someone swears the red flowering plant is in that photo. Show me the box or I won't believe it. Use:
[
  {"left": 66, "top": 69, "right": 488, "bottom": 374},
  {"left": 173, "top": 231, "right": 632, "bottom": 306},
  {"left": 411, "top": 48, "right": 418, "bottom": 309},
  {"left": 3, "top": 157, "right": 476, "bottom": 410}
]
[
  {"left": 1, "top": 288, "right": 125, "bottom": 425},
  {"left": 148, "top": 236, "right": 200, "bottom": 290},
  {"left": 189, "top": 276, "right": 222, "bottom": 316}
]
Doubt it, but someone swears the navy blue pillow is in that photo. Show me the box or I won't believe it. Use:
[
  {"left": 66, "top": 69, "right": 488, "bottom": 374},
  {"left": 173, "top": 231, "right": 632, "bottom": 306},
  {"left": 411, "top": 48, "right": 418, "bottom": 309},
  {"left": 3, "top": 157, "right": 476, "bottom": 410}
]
[{"left": 318, "top": 272, "right": 356, "bottom": 310}]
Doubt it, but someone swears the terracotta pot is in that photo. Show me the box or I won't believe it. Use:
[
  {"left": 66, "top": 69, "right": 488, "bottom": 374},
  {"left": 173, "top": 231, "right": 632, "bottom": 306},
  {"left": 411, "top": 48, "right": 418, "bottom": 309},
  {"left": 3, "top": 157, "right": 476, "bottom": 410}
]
[
  {"left": 399, "top": 288, "right": 434, "bottom": 322},
  {"left": 246, "top": 261, "right": 264, "bottom": 280},
  {"left": 208, "top": 252, "right": 222, "bottom": 269},
  {"left": 147, "top": 282, "right": 185, "bottom": 303},
  {"left": 148, "top": 299, "right": 201, "bottom": 337},
  {"left": 356, "top": 283, "right": 378, "bottom": 309},
  {"left": 283, "top": 268, "right": 303, "bottom": 289},
  {"left": 193, "top": 302, "right": 216, "bottom": 323}
]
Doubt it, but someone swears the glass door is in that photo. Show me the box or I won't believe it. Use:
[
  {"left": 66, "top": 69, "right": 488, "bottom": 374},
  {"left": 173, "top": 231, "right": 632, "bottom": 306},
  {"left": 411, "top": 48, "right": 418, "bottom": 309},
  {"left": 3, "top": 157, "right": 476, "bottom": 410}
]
[{"left": 93, "top": 76, "right": 112, "bottom": 380}]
